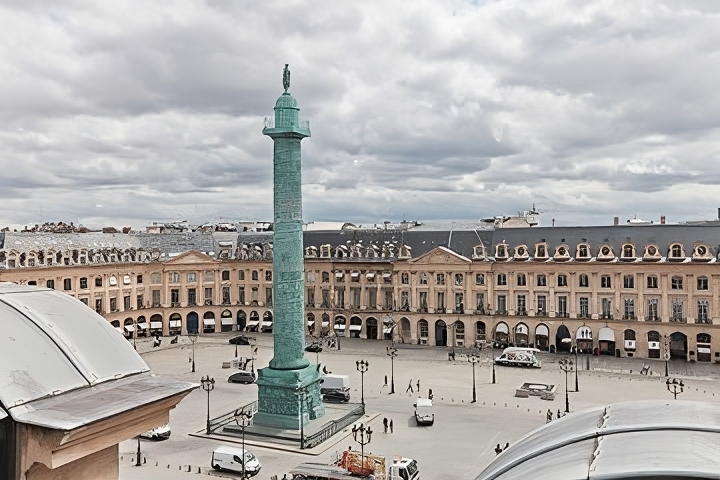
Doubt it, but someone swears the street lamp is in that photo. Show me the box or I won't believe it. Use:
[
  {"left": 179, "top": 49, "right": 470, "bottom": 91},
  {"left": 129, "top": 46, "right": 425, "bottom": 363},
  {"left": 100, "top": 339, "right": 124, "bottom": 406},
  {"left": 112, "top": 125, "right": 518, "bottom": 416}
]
[
  {"left": 666, "top": 377, "right": 684, "bottom": 400},
  {"left": 234, "top": 409, "right": 253, "bottom": 478},
  {"left": 133, "top": 318, "right": 138, "bottom": 350},
  {"left": 356, "top": 359, "right": 369, "bottom": 406},
  {"left": 188, "top": 332, "right": 198, "bottom": 373},
  {"left": 297, "top": 386, "right": 308, "bottom": 449},
  {"left": 559, "top": 357, "right": 574, "bottom": 413},
  {"left": 468, "top": 352, "right": 479, "bottom": 403},
  {"left": 201, "top": 375, "right": 215, "bottom": 434},
  {"left": 135, "top": 436, "right": 142, "bottom": 467},
  {"left": 352, "top": 423, "right": 373, "bottom": 476},
  {"left": 574, "top": 341, "right": 579, "bottom": 392},
  {"left": 664, "top": 335, "right": 670, "bottom": 377},
  {"left": 386, "top": 346, "right": 397, "bottom": 394},
  {"left": 491, "top": 335, "right": 496, "bottom": 384},
  {"left": 250, "top": 339, "right": 257, "bottom": 376}
]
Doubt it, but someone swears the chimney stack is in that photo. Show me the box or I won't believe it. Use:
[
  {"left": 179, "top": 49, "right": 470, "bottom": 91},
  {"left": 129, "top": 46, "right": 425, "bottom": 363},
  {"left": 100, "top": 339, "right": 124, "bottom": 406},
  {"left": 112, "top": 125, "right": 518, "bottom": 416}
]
[
  {"left": 717, "top": 207, "right": 719, "bottom": 220},
  {"left": 613, "top": 216, "right": 619, "bottom": 226},
  {"left": 660, "top": 215, "right": 666, "bottom": 225}
]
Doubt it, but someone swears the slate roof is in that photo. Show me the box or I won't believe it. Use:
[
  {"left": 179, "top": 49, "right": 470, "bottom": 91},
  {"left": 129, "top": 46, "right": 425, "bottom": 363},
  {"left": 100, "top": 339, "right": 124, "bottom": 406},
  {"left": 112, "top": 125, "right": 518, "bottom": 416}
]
[
  {"left": 476, "top": 400, "right": 720, "bottom": 480},
  {"left": 490, "top": 224, "right": 720, "bottom": 257},
  {"left": 2, "top": 232, "right": 142, "bottom": 251}
]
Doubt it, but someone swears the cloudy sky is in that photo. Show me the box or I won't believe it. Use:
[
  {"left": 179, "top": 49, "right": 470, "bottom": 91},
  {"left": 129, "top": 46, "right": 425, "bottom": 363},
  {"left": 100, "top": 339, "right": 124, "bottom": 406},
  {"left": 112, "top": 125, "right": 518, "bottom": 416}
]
[{"left": 2, "top": 0, "right": 720, "bottom": 230}]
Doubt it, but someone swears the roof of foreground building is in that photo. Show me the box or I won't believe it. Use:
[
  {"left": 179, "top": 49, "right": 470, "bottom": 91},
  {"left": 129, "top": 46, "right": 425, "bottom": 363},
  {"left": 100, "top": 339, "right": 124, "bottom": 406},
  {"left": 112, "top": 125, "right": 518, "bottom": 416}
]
[
  {"left": 0, "top": 282, "right": 194, "bottom": 430},
  {"left": 477, "top": 400, "right": 720, "bottom": 480}
]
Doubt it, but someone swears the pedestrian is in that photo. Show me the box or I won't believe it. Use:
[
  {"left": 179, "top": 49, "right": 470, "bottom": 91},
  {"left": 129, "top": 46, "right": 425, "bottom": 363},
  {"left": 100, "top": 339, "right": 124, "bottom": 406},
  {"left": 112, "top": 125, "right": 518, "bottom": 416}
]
[
  {"left": 428, "top": 388, "right": 433, "bottom": 400},
  {"left": 494, "top": 444, "right": 502, "bottom": 455},
  {"left": 546, "top": 409, "right": 553, "bottom": 423},
  {"left": 406, "top": 380, "right": 414, "bottom": 394},
  {"left": 383, "top": 417, "right": 388, "bottom": 433},
  {"left": 557, "top": 409, "right": 562, "bottom": 419},
  {"left": 503, "top": 443, "right": 509, "bottom": 451},
  {"left": 389, "top": 419, "right": 394, "bottom": 433},
  {"left": 384, "top": 375, "right": 388, "bottom": 387},
  {"left": 416, "top": 379, "right": 420, "bottom": 392}
]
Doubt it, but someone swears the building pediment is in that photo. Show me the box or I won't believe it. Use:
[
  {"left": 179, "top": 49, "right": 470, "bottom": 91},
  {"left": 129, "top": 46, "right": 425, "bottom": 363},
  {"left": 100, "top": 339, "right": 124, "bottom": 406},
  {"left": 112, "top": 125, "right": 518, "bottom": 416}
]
[
  {"left": 408, "top": 246, "right": 471, "bottom": 265},
  {"left": 162, "top": 250, "right": 216, "bottom": 265}
]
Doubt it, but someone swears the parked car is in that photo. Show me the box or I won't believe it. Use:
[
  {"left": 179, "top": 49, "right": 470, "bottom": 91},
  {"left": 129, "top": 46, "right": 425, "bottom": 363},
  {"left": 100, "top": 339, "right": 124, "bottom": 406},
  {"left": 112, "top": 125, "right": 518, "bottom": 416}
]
[
  {"left": 414, "top": 398, "right": 434, "bottom": 426},
  {"left": 140, "top": 423, "right": 171, "bottom": 440},
  {"left": 212, "top": 446, "right": 261, "bottom": 476},
  {"left": 228, "top": 370, "right": 256, "bottom": 384},
  {"left": 305, "top": 343, "right": 323, "bottom": 353},
  {"left": 229, "top": 335, "right": 253, "bottom": 345}
]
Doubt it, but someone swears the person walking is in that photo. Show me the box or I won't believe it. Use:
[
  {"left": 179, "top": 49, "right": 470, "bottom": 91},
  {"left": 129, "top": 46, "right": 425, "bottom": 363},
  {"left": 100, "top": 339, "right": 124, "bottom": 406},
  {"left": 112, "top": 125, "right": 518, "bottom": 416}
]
[
  {"left": 546, "top": 409, "right": 553, "bottom": 423},
  {"left": 557, "top": 409, "right": 562, "bottom": 419},
  {"left": 494, "top": 444, "right": 503, "bottom": 455},
  {"left": 389, "top": 419, "right": 394, "bottom": 433},
  {"left": 503, "top": 443, "right": 509, "bottom": 451},
  {"left": 406, "top": 380, "right": 414, "bottom": 394},
  {"left": 428, "top": 388, "right": 434, "bottom": 400},
  {"left": 416, "top": 379, "right": 420, "bottom": 392},
  {"left": 383, "top": 417, "right": 388, "bottom": 433}
]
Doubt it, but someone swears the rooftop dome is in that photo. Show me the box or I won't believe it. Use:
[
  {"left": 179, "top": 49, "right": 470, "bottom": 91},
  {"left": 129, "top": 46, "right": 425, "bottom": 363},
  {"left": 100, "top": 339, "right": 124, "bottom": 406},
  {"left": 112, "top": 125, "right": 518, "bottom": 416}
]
[{"left": 275, "top": 92, "right": 298, "bottom": 109}]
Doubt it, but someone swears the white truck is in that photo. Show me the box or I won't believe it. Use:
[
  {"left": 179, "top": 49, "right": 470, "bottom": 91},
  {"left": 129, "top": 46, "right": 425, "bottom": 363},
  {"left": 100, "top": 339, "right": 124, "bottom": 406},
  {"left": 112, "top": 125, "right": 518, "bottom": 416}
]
[
  {"left": 321, "top": 374, "right": 351, "bottom": 403},
  {"left": 289, "top": 450, "right": 419, "bottom": 480},
  {"left": 494, "top": 347, "right": 542, "bottom": 368}
]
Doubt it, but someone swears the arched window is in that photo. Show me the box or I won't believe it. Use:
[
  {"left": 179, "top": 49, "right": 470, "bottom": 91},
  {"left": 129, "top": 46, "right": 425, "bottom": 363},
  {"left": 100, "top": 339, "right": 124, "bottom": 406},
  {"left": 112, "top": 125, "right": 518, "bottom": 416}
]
[
  {"left": 669, "top": 243, "right": 684, "bottom": 259},
  {"left": 418, "top": 320, "right": 429, "bottom": 339},
  {"left": 321, "top": 272, "right": 330, "bottom": 283},
  {"left": 496, "top": 244, "right": 508, "bottom": 258},
  {"left": 577, "top": 244, "right": 590, "bottom": 258},
  {"left": 622, "top": 244, "right": 635, "bottom": 258}
]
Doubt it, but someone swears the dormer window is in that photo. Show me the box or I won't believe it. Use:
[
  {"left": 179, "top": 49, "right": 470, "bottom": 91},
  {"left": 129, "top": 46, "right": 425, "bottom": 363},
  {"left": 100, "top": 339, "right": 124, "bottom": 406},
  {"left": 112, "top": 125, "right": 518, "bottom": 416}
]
[
  {"left": 692, "top": 244, "right": 711, "bottom": 261},
  {"left": 554, "top": 245, "right": 570, "bottom": 261},
  {"left": 621, "top": 244, "right": 636, "bottom": 260},
  {"left": 514, "top": 245, "right": 529, "bottom": 259},
  {"left": 398, "top": 245, "right": 412, "bottom": 259},
  {"left": 643, "top": 244, "right": 661, "bottom": 261},
  {"left": 597, "top": 244, "right": 615, "bottom": 261},
  {"left": 495, "top": 244, "right": 508, "bottom": 259},
  {"left": 334, "top": 246, "right": 348, "bottom": 258},
  {"left": 576, "top": 244, "right": 590, "bottom": 260},
  {"left": 472, "top": 244, "right": 487, "bottom": 260},
  {"left": 320, "top": 245, "right": 331, "bottom": 258},
  {"left": 305, "top": 246, "right": 318, "bottom": 258},
  {"left": 668, "top": 243, "right": 685, "bottom": 260},
  {"left": 535, "top": 243, "right": 548, "bottom": 258},
  {"left": 366, "top": 245, "right": 378, "bottom": 258}
]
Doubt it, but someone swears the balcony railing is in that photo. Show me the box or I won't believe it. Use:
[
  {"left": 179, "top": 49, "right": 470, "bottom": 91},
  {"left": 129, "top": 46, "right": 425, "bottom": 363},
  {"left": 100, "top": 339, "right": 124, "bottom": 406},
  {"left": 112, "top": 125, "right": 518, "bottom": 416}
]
[
  {"left": 670, "top": 317, "right": 687, "bottom": 323},
  {"left": 600, "top": 313, "right": 613, "bottom": 320},
  {"left": 623, "top": 314, "right": 637, "bottom": 321},
  {"left": 646, "top": 315, "right": 660, "bottom": 322},
  {"left": 517, "top": 309, "right": 528, "bottom": 316},
  {"left": 557, "top": 312, "right": 569, "bottom": 318},
  {"left": 696, "top": 318, "right": 712, "bottom": 324},
  {"left": 171, "top": 302, "right": 180, "bottom": 308}
]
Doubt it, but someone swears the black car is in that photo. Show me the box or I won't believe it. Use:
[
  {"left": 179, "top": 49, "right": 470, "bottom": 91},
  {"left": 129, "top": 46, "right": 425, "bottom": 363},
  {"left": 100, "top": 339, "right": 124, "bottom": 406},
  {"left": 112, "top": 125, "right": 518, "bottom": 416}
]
[
  {"left": 305, "top": 343, "right": 322, "bottom": 353},
  {"left": 228, "top": 371, "right": 256, "bottom": 384},
  {"left": 229, "top": 335, "right": 253, "bottom": 345}
]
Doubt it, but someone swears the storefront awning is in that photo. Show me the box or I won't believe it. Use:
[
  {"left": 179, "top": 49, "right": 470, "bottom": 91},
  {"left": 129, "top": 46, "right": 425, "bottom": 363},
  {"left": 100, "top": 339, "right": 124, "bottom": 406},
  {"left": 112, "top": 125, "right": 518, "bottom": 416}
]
[
  {"left": 351, "top": 272, "right": 359, "bottom": 278},
  {"left": 515, "top": 325, "right": 528, "bottom": 335},
  {"left": 335, "top": 272, "right": 344, "bottom": 278},
  {"left": 349, "top": 325, "right": 362, "bottom": 331},
  {"left": 221, "top": 318, "right": 234, "bottom": 325},
  {"left": 150, "top": 321, "right": 162, "bottom": 329},
  {"left": 334, "top": 324, "right": 346, "bottom": 330},
  {"left": 383, "top": 326, "right": 392, "bottom": 334},
  {"left": 169, "top": 320, "right": 182, "bottom": 328},
  {"left": 247, "top": 320, "right": 260, "bottom": 327},
  {"left": 382, "top": 273, "right": 391, "bottom": 279},
  {"left": 137, "top": 322, "right": 149, "bottom": 330},
  {"left": 261, "top": 321, "right": 273, "bottom": 327},
  {"left": 307, "top": 321, "right": 315, "bottom": 327},
  {"left": 599, "top": 327, "right": 615, "bottom": 342},
  {"left": 322, "top": 321, "right": 330, "bottom": 327},
  {"left": 366, "top": 273, "right": 376, "bottom": 279},
  {"left": 124, "top": 325, "right": 135, "bottom": 332},
  {"left": 115, "top": 327, "right": 124, "bottom": 334},
  {"left": 203, "top": 318, "right": 215, "bottom": 326},
  {"left": 495, "top": 324, "right": 509, "bottom": 334},
  {"left": 536, "top": 325, "right": 549, "bottom": 336}
]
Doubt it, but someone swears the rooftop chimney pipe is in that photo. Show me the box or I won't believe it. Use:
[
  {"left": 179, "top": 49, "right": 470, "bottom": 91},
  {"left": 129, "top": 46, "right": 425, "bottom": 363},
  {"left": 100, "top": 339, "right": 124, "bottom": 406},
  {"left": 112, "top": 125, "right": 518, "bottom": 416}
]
[
  {"left": 660, "top": 215, "right": 666, "bottom": 225},
  {"left": 613, "top": 216, "right": 619, "bottom": 226}
]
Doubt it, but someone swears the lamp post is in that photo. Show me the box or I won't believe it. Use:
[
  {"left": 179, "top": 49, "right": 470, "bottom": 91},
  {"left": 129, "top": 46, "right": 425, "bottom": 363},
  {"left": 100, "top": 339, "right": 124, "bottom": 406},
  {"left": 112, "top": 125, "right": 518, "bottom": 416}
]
[
  {"left": 491, "top": 335, "right": 496, "bottom": 384},
  {"left": 135, "top": 436, "right": 141, "bottom": 466},
  {"left": 234, "top": 410, "right": 253, "bottom": 478},
  {"left": 356, "top": 359, "right": 369, "bottom": 406},
  {"left": 188, "top": 332, "right": 198, "bottom": 373},
  {"left": 574, "top": 342, "right": 579, "bottom": 392},
  {"left": 386, "top": 346, "right": 397, "bottom": 394},
  {"left": 666, "top": 377, "right": 684, "bottom": 400},
  {"left": 201, "top": 376, "right": 215, "bottom": 434},
  {"left": 133, "top": 318, "right": 138, "bottom": 350},
  {"left": 468, "top": 352, "right": 479, "bottom": 403},
  {"left": 352, "top": 423, "right": 373, "bottom": 476},
  {"left": 250, "top": 339, "right": 257, "bottom": 376},
  {"left": 664, "top": 335, "right": 670, "bottom": 377},
  {"left": 297, "top": 386, "right": 308, "bottom": 449},
  {"left": 559, "top": 357, "right": 574, "bottom": 413}
]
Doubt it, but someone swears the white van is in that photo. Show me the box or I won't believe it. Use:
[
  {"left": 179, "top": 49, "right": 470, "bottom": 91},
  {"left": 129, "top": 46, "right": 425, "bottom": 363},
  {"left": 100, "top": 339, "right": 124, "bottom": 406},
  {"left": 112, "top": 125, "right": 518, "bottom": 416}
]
[
  {"left": 211, "top": 446, "right": 261, "bottom": 476},
  {"left": 321, "top": 374, "right": 351, "bottom": 402},
  {"left": 494, "top": 347, "right": 542, "bottom": 368}
]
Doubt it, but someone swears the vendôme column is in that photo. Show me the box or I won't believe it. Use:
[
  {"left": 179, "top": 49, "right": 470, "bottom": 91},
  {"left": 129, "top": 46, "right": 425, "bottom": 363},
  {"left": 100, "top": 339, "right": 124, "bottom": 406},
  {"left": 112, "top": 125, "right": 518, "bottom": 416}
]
[{"left": 254, "top": 65, "right": 325, "bottom": 429}]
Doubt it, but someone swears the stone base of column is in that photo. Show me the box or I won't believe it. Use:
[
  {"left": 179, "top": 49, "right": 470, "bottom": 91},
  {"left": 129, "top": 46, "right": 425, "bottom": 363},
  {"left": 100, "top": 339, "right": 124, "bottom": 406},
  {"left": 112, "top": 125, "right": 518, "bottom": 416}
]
[{"left": 254, "top": 364, "right": 325, "bottom": 429}]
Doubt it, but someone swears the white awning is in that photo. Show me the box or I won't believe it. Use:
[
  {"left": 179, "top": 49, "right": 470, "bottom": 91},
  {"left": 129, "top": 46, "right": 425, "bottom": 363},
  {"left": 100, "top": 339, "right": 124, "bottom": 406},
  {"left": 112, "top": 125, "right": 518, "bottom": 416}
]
[
  {"left": 625, "top": 340, "right": 636, "bottom": 350},
  {"left": 349, "top": 325, "right": 362, "bottom": 331},
  {"left": 648, "top": 341, "right": 660, "bottom": 349},
  {"left": 577, "top": 326, "right": 593, "bottom": 340},
  {"left": 698, "top": 347, "right": 711, "bottom": 354},
  {"left": 124, "top": 325, "right": 135, "bottom": 332},
  {"left": 495, "top": 324, "right": 509, "bottom": 334},
  {"left": 599, "top": 327, "right": 615, "bottom": 342},
  {"left": 137, "top": 322, "right": 149, "bottom": 330},
  {"left": 322, "top": 321, "right": 329, "bottom": 327},
  {"left": 334, "top": 324, "right": 346, "bottom": 330},
  {"left": 383, "top": 326, "right": 392, "bottom": 334},
  {"left": 535, "top": 325, "right": 549, "bottom": 336},
  {"left": 383, "top": 273, "right": 391, "bottom": 278},
  {"left": 169, "top": 320, "right": 182, "bottom": 328},
  {"left": 221, "top": 318, "right": 234, "bottom": 325},
  {"left": 261, "top": 321, "right": 273, "bottom": 327},
  {"left": 307, "top": 321, "right": 315, "bottom": 327},
  {"left": 335, "top": 272, "right": 344, "bottom": 278},
  {"left": 247, "top": 320, "right": 260, "bottom": 327},
  {"left": 351, "top": 272, "right": 359, "bottom": 278},
  {"left": 366, "top": 273, "right": 376, "bottom": 279},
  {"left": 150, "top": 321, "right": 162, "bottom": 329},
  {"left": 515, "top": 324, "right": 528, "bottom": 335},
  {"left": 203, "top": 318, "right": 215, "bottom": 326},
  {"left": 115, "top": 327, "right": 124, "bottom": 334}
]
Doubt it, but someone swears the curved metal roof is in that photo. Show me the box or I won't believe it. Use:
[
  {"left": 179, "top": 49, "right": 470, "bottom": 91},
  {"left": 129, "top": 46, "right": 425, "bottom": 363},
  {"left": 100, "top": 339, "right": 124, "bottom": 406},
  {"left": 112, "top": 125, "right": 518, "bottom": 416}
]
[
  {"left": 477, "top": 400, "right": 720, "bottom": 480},
  {"left": 0, "top": 283, "right": 148, "bottom": 411}
]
